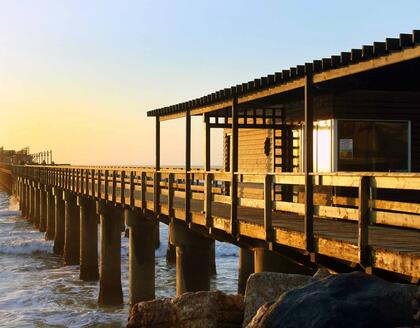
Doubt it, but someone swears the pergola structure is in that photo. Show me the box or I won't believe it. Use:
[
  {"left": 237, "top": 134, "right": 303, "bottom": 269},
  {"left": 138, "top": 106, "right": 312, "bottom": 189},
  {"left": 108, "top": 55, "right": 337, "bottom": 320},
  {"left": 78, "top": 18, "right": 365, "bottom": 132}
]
[{"left": 148, "top": 30, "right": 420, "bottom": 251}]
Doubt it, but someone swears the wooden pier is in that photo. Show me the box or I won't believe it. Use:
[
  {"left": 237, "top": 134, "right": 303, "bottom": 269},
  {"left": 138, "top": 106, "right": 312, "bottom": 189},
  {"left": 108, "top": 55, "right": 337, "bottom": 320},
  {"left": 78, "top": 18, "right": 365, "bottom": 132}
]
[
  {"left": 1, "top": 30, "right": 420, "bottom": 305},
  {"left": 3, "top": 165, "right": 420, "bottom": 299}
]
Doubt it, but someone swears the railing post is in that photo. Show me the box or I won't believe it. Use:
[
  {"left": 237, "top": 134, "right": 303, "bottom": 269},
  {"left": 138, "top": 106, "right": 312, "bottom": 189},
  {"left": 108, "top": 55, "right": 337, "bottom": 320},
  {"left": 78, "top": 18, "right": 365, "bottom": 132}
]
[
  {"left": 154, "top": 171, "right": 160, "bottom": 216},
  {"left": 141, "top": 172, "right": 147, "bottom": 211},
  {"left": 121, "top": 170, "right": 126, "bottom": 206},
  {"left": 112, "top": 170, "right": 117, "bottom": 203},
  {"left": 129, "top": 171, "right": 135, "bottom": 208},
  {"left": 358, "top": 176, "right": 371, "bottom": 269},
  {"left": 168, "top": 173, "right": 174, "bottom": 218},
  {"left": 104, "top": 170, "right": 109, "bottom": 201},
  {"left": 264, "top": 174, "right": 273, "bottom": 242},
  {"left": 204, "top": 173, "right": 213, "bottom": 228}
]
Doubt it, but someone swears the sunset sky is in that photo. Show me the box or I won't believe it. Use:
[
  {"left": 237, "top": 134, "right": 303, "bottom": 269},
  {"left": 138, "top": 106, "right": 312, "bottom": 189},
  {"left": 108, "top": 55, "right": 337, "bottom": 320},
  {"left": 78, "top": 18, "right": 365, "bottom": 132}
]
[{"left": 1, "top": 0, "right": 419, "bottom": 166}]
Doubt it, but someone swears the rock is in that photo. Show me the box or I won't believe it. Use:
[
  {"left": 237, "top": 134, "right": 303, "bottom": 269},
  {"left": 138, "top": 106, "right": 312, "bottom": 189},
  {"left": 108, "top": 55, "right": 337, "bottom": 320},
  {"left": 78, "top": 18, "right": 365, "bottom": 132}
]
[
  {"left": 243, "top": 272, "right": 312, "bottom": 327},
  {"left": 128, "top": 290, "right": 244, "bottom": 328},
  {"left": 246, "top": 302, "right": 274, "bottom": 328},
  {"left": 127, "top": 298, "right": 178, "bottom": 328},
  {"left": 311, "top": 267, "right": 331, "bottom": 281},
  {"left": 248, "top": 271, "right": 418, "bottom": 328},
  {"left": 173, "top": 290, "right": 244, "bottom": 328}
]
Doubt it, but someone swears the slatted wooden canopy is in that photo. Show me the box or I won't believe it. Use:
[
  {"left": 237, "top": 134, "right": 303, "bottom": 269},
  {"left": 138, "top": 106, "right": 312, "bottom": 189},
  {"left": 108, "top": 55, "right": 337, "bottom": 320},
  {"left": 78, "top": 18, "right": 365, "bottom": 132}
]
[{"left": 147, "top": 30, "right": 420, "bottom": 121}]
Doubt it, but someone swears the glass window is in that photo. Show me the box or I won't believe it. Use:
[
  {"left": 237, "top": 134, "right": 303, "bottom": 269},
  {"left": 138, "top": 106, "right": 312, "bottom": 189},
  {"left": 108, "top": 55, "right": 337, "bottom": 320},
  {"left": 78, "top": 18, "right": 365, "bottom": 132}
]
[{"left": 337, "top": 120, "right": 409, "bottom": 172}]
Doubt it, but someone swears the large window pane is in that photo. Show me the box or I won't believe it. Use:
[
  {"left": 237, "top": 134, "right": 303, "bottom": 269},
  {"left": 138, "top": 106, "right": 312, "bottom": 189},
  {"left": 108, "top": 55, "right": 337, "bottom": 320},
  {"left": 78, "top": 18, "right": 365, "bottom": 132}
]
[{"left": 337, "top": 120, "right": 409, "bottom": 172}]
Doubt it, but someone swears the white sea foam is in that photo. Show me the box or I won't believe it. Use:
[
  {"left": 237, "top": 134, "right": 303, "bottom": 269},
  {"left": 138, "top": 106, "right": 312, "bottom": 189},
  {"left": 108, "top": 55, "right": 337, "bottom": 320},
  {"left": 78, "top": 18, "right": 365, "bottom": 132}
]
[
  {"left": 0, "top": 237, "right": 53, "bottom": 255},
  {"left": 0, "top": 210, "right": 21, "bottom": 218}
]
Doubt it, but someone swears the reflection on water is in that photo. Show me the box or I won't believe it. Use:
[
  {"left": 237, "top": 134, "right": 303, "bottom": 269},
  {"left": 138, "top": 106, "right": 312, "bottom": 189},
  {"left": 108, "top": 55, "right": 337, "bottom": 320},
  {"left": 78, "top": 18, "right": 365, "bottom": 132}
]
[{"left": 0, "top": 191, "right": 239, "bottom": 327}]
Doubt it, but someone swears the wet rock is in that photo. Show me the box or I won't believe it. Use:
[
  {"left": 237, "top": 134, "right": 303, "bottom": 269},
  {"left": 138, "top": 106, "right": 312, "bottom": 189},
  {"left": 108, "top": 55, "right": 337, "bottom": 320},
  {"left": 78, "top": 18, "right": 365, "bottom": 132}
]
[
  {"left": 127, "top": 298, "right": 178, "bottom": 328},
  {"left": 174, "top": 290, "right": 244, "bottom": 328},
  {"left": 311, "top": 267, "right": 331, "bottom": 281},
  {"left": 247, "top": 271, "right": 418, "bottom": 328},
  {"left": 243, "top": 272, "right": 311, "bottom": 327},
  {"left": 128, "top": 290, "right": 244, "bottom": 328}
]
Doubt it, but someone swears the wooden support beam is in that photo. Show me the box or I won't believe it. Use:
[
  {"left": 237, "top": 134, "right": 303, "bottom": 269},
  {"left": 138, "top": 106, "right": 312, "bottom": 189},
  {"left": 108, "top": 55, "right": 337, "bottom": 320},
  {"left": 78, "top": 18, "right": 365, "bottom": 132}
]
[
  {"left": 358, "top": 176, "right": 370, "bottom": 269},
  {"left": 230, "top": 96, "right": 239, "bottom": 236},
  {"left": 185, "top": 108, "right": 191, "bottom": 224},
  {"left": 155, "top": 116, "right": 161, "bottom": 215},
  {"left": 204, "top": 114, "right": 211, "bottom": 171},
  {"left": 304, "top": 73, "right": 314, "bottom": 253}
]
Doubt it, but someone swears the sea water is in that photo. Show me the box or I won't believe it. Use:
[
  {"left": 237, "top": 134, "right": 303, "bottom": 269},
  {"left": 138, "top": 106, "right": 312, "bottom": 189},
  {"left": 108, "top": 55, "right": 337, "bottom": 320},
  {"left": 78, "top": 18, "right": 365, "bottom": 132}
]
[{"left": 0, "top": 190, "right": 239, "bottom": 327}]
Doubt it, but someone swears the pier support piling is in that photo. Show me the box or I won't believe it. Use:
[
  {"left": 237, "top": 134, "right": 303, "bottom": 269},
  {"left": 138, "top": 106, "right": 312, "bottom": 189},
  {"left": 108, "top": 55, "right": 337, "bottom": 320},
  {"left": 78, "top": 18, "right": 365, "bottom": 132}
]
[
  {"left": 28, "top": 182, "right": 35, "bottom": 223},
  {"left": 238, "top": 248, "right": 254, "bottom": 294},
  {"left": 254, "top": 248, "right": 310, "bottom": 274},
  {"left": 97, "top": 201, "right": 123, "bottom": 306},
  {"left": 22, "top": 179, "right": 28, "bottom": 218},
  {"left": 63, "top": 191, "right": 80, "bottom": 265},
  {"left": 78, "top": 195, "right": 99, "bottom": 281},
  {"left": 33, "top": 182, "right": 40, "bottom": 228},
  {"left": 45, "top": 187, "right": 55, "bottom": 240},
  {"left": 125, "top": 209, "right": 155, "bottom": 305},
  {"left": 39, "top": 185, "right": 47, "bottom": 232},
  {"left": 169, "top": 220, "right": 212, "bottom": 296},
  {"left": 53, "top": 188, "right": 65, "bottom": 255}
]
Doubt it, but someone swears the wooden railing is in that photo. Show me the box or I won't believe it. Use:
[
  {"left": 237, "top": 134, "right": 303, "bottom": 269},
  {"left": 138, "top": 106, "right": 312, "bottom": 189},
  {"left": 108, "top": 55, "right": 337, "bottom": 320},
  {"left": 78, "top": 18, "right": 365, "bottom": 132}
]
[{"left": 12, "top": 165, "right": 420, "bottom": 260}]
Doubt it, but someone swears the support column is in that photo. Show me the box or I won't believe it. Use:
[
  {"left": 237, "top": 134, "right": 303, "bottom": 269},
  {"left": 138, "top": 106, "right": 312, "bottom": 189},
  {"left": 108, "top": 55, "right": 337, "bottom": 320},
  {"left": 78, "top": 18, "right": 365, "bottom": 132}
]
[
  {"left": 53, "top": 188, "right": 65, "bottom": 255},
  {"left": 204, "top": 113, "right": 217, "bottom": 275},
  {"left": 39, "top": 185, "right": 47, "bottom": 232},
  {"left": 33, "top": 182, "right": 40, "bottom": 228},
  {"left": 45, "top": 186, "right": 55, "bottom": 240},
  {"left": 97, "top": 201, "right": 123, "bottom": 305},
  {"left": 63, "top": 191, "right": 80, "bottom": 265},
  {"left": 254, "top": 248, "right": 310, "bottom": 274},
  {"left": 78, "top": 195, "right": 99, "bottom": 281},
  {"left": 22, "top": 179, "right": 28, "bottom": 218},
  {"left": 238, "top": 248, "right": 254, "bottom": 294},
  {"left": 170, "top": 220, "right": 212, "bottom": 296},
  {"left": 125, "top": 209, "right": 155, "bottom": 305},
  {"left": 166, "top": 242, "right": 176, "bottom": 263},
  {"left": 28, "top": 182, "right": 35, "bottom": 223}
]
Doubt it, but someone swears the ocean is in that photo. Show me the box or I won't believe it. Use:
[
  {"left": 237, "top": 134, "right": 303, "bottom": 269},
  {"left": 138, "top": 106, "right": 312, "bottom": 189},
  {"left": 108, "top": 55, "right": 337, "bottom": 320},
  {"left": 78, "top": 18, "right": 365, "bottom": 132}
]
[{"left": 0, "top": 189, "right": 239, "bottom": 327}]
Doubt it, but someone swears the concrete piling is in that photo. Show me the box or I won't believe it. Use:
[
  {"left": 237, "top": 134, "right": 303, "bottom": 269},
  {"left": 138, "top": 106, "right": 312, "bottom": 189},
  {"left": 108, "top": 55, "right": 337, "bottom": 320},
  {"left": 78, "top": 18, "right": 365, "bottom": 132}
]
[
  {"left": 63, "top": 191, "right": 80, "bottom": 265},
  {"left": 238, "top": 248, "right": 254, "bottom": 294},
  {"left": 125, "top": 209, "right": 155, "bottom": 305},
  {"left": 28, "top": 182, "right": 35, "bottom": 223},
  {"left": 78, "top": 195, "right": 99, "bottom": 281},
  {"left": 45, "top": 186, "right": 55, "bottom": 240},
  {"left": 21, "top": 179, "right": 28, "bottom": 218},
  {"left": 254, "top": 248, "right": 310, "bottom": 274},
  {"left": 39, "top": 185, "right": 47, "bottom": 232},
  {"left": 53, "top": 187, "right": 65, "bottom": 255},
  {"left": 97, "top": 201, "right": 123, "bottom": 306},
  {"left": 169, "top": 220, "right": 212, "bottom": 296},
  {"left": 33, "top": 182, "right": 40, "bottom": 228}
]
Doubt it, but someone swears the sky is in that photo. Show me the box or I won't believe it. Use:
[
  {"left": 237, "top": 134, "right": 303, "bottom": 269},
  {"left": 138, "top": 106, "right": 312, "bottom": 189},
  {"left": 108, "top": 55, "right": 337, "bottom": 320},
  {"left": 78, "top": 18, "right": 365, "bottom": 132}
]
[{"left": 0, "top": 0, "right": 419, "bottom": 166}]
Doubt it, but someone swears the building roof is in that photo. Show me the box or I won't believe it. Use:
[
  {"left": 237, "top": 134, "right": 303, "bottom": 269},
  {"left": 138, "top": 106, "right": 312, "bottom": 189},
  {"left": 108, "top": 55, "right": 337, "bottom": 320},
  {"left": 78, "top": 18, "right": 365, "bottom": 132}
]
[{"left": 147, "top": 30, "right": 420, "bottom": 118}]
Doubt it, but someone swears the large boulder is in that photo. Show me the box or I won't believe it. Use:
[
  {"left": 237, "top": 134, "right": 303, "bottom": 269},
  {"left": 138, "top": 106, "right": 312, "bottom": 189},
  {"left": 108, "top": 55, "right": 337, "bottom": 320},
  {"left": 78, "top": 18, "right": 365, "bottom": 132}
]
[
  {"left": 127, "top": 298, "right": 177, "bottom": 328},
  {"left": 127, "top": 290, "right": 244, "bottom": 328},
  {"left": 247, "top": 271, "right": 419, "bottom": 328},
  {"left": 243, "top": 272, "right": 312, "bottom": 327}
]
